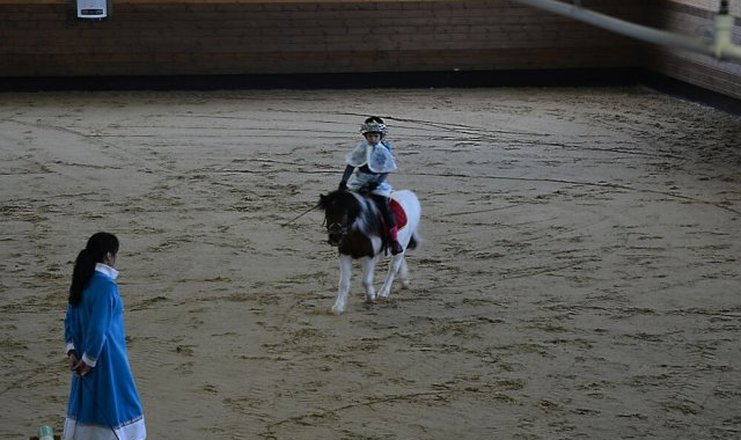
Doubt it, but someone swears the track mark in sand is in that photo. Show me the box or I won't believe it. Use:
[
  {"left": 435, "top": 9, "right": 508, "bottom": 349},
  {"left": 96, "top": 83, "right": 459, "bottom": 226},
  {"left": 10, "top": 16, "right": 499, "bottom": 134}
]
[
  {"left": 258, "top": 390, "right": 454, "bottom": 437},
  {"left": 660, "top": 339, "right": 734, "bottom": 423},
  {"left": 4, "top": 117, "right": 177, "bottom": 174},
  {"left": 173, "top": 361, "right": 194, "bottom": 374},
  {"left": 175, "top": 344, "right": 196, "bottom": 357},
  {"left": 668, "top": 307, "right": 741, "bottom": 323},
  {"left": 0, "top": 160, "right": 53, "bottom": 176},
  {"left": 0, "top": 202, "right": 46, "bottom": 222},
  {"left": 223, "top": 394, "right": 268, "bottom": 418},
  {"left": 259, "top": 375, "right": 528, "bottom": 437},
  {"left": 129, "top": 295, "right": 169, "bottom": 311},
  {"left": 443, "top": 203, "right": 526, "bottom": 217},
  {"left": 48, "top": 160, "right": 123, "bottom": 170},
  {"left": 407, "top": 171, "right": 741, "bottom": 215},
  {"left": 0, "top": 358, "right": 64, "bottom": 396},
  {"left": 497, "top": 259, "right": 600, "bottom": 281},
  {"left": 255, "top": 109, "right": 541, "bottom": 138}
]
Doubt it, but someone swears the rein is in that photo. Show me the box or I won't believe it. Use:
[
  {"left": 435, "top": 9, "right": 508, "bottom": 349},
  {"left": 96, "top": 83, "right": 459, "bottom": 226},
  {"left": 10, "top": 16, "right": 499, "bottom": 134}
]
[{"left": 280, "top": 203, "right": 321, "bottom": 228}]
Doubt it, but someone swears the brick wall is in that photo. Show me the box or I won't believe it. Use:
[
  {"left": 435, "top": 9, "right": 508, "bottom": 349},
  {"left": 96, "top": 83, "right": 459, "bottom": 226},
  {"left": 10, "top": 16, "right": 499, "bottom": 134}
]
[
  {"left": 647, "top": 0, "right": 741, "bottom": 100},
  {"left": 2, "top": 0, "right": 739, "bottom": 100},
  {"left": 0, "top": 0, "right": 641, "bottom": 77}
]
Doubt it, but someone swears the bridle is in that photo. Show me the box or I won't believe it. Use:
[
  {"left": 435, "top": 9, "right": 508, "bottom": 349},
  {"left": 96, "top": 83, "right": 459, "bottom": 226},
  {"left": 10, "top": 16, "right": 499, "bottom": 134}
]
[
  {"left": 324, "top": 211, "right": 353, "bottom": 245},
  {"left": 327, "top": 221, "right": 349, "bottom": 235}
]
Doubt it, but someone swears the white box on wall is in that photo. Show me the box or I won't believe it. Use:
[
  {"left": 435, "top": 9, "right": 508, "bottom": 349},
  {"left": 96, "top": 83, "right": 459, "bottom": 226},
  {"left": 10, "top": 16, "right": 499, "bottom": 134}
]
[{"left": 76, "top": 0, "right": 108, "bottom": 19}]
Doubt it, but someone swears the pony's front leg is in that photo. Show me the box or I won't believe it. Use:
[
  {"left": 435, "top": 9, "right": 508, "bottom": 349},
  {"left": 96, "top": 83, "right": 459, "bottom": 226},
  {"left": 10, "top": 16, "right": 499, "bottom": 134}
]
[
  {"left": 361, "top": 256, "right": 377, "bottom": 303},
  {"left": 378, "top": 254, "right": 404, "bottom": 300},
  {"left": 332, "top": 254, "right": 353, "bottom": 315}
]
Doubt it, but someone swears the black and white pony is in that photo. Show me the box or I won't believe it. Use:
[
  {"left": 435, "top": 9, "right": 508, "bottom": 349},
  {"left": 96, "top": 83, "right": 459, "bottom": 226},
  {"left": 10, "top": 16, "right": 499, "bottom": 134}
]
[{"left": 319, "top": 189, "right": 421, "bottom": 314}]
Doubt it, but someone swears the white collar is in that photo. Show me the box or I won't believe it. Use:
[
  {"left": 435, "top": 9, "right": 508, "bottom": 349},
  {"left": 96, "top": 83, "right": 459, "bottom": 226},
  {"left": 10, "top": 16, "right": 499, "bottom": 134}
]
[{"left": 95, "top": 263, "right": 119, "bottom": 280}]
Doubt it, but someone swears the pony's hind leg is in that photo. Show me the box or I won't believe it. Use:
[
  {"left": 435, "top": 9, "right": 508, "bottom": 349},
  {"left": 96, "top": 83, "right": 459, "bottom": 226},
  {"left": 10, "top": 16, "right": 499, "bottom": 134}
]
[
  {"left": 332, "top": 254, "right": 353, "bottom": 315},
  {"left": 361, "top": 257, "right": 377, "bottom": 303},
  {"left": 378, "top": 254, "right": 404, "bottom": 300},
  {"left": 398, "top": 257, "right": 411, "bottom": 289}
]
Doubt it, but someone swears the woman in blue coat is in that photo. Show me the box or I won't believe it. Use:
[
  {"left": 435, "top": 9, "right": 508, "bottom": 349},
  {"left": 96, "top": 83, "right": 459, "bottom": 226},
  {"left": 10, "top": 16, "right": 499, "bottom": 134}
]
[{"left": 63, "top": 232, "right": 146, "bottom": 440}]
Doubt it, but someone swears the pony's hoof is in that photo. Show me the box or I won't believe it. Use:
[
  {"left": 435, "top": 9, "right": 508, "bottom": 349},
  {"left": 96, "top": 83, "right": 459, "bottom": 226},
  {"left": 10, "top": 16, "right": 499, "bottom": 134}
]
[
  {"left": 330, "top": 305, "right": 344, "bottom": 315},
  {"left": 365, "top": 296, "right": 377, "bottom": 304}
]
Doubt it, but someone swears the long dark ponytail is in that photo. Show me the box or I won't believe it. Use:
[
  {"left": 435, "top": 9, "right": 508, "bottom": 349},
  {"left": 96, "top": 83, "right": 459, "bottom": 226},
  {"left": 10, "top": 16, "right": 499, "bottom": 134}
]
[{"left": 69, "top": 232, "right": 119, "bottom": 305}]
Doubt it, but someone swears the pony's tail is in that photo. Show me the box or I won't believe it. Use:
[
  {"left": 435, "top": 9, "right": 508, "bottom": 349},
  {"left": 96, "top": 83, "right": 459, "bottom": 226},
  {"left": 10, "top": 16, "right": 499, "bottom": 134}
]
[{"left": 407, "top": 231, "right": 422, "bottom": 250}]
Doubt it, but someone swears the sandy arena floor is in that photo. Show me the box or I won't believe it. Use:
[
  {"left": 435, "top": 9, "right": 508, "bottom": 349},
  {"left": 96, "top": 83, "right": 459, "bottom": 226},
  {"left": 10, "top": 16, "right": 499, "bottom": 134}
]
[{"left": 1, "top": 87, "right": 740, "bottom": 439}]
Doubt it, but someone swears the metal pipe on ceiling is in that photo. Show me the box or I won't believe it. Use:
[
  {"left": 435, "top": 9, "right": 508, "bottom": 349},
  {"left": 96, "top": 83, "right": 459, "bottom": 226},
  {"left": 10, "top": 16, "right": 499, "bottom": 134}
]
[{"left": 514, "top": 0, "right": 741, "bottom": 62}]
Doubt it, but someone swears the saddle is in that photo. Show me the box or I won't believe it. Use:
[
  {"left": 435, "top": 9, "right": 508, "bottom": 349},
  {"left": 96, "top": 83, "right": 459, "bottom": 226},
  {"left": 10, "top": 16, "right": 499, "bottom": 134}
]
[{"left": 390, "top": 199, "right": 408, "bottom": 229}]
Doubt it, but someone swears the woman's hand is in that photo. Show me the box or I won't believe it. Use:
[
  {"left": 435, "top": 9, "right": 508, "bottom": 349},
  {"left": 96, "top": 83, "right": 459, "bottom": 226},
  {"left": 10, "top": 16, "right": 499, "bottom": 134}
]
[
  {"left": 68, "top": 351, "right": 91, "bottom": 376},
  {"left": 74, "top": 361, "right": 92, "bottom": 377},
  {"left": 67, "top": 351, "right": 79, "bottom": 371}
]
